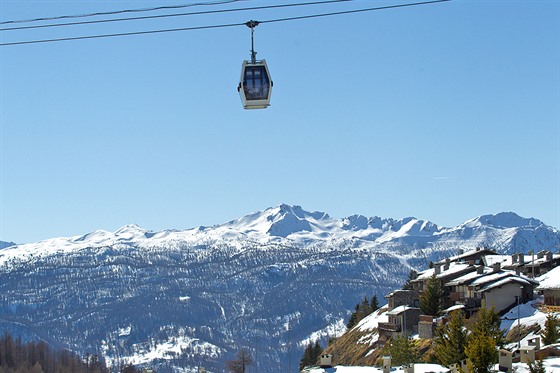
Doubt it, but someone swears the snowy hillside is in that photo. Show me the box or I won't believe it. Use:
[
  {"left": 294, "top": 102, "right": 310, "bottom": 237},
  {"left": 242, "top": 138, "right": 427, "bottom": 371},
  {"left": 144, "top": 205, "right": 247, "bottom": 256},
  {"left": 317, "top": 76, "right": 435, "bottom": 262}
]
[{"left": 0, "top": 205, "right": 558, "bottom": 372}]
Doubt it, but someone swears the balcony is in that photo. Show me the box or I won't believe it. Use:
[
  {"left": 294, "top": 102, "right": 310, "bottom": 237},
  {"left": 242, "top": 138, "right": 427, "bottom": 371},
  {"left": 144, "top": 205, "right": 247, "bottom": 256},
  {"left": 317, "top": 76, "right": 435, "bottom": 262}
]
[
  {"left": 449, "top": 292, "right": 465, "bottom": 302},
  {"left": 378, "top": 322, "right": 401, "bottom": 332},
  {"left": 465, "top": 298, "right": 482, "bottom": 308}
]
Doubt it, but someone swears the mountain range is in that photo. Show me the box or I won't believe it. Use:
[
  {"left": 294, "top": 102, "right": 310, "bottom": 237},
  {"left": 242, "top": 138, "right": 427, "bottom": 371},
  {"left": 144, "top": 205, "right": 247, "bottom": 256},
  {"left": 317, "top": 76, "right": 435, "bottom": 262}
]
[{"left": 0, "top": 205, "right": 558, "bottom": 372}]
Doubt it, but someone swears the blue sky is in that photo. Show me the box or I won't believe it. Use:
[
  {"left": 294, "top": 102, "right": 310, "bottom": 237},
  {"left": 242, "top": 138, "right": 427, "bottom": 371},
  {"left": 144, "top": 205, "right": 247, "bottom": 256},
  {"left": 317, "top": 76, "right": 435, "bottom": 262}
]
[{"left": 1, "top": 0, "right": 559, "bottom": 244}]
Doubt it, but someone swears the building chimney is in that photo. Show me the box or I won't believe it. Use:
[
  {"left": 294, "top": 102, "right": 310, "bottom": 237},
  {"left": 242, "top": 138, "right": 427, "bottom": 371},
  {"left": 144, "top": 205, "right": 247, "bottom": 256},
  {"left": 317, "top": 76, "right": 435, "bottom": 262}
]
[
  {"left": 512, "top": 254, "right": 518, "bottom": 264},
  {"left": 528, "top": 337, "right": 541, "bottom": 350},
  {"left": 383, "top": 356, "right": 392, "bottom": 373},
  {"left": 434, "top": 264, "right": 441, "bottom": 275},
  {"left": 477, "top": 265, "right": 484, "bottom": 275},
  {"left": 546, "top": 251, "right": 553, "bottom": 261},
  {"left": 492, "top": 263, "right": 501, "bottom": 273}
]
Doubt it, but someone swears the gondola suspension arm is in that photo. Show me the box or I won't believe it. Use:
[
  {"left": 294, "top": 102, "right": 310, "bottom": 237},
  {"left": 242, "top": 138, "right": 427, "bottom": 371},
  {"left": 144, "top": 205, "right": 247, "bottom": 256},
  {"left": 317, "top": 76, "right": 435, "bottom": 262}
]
[{"left": 246, "top": 20, "right": 259, "bottom": 64}]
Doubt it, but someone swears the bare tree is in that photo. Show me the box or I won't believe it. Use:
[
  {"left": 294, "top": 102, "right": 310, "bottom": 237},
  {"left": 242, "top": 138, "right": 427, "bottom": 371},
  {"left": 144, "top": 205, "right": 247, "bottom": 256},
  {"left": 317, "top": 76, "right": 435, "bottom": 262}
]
[{"left": 225, "top": 348, "right": 253, "bottom": 373}]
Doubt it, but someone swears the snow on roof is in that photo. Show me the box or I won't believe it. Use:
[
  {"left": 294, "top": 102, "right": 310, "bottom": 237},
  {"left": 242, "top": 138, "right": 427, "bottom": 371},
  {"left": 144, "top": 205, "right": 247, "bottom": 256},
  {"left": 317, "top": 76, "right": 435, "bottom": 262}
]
[
  {"left": 446, "top": 267, "right": 537, "bottom": 289},
  {"left": 469, "top": 271, "right": 514, "bottom": 286},
  {"left": 536, "top": 266, "right": 560, "bottom": 290},
  {"left": 443, "top": 304, "right": 465, "bottom": 313},
  {"left": 415, "top": 262, "right": 472, "bottom": 281},
  {"left": 436, "top": 248, "right": 496, "bottom": 264},
  {"left": 385, "top": 289, "right": 414, "bottom": 298},
  {"left": 477, "top": 252, "right": 559, "bottom": 269},
  {"left": 386, "top": 305, "right": 418, "bottom": 316},
  {"left": 476, "top": 276, "right": 530, "bottom": 293},
  {"left": 522, "top": 254, "right": 560, "bottom": 267},
  {"left": 484, "top": 255, "right": 511, "bottom": 266},
  {"left": 445, "top": 267, "right": 492, "bottom": 286}
]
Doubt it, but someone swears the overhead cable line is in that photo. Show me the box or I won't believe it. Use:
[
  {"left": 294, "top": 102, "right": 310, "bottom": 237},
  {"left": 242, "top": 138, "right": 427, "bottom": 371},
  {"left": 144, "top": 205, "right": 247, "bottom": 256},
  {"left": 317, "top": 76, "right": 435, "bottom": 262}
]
[
  {"left": 260, "top": 0, "right": 450, "bottom": 25},
  {"left": 0, "top": 0, "right": 451, "bottom": 47},
  {"left": 0, "top": 0, "right": 355, "bottom": 32},
  {"left": 0, "top": 0, "right": 249, "bottom": 25}
]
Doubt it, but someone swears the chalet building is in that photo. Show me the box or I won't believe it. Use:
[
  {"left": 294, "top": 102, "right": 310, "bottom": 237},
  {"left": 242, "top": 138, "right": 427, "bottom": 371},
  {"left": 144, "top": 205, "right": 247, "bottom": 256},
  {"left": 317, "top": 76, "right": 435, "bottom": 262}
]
[
  {"left": 385, "top": 289, "right": 419, "bottom": 310},
  {"left": 444, "top": 263, "right": 537, "bottom": 314},
  {"left": 484, "top": 250, "right": 560, "bottom": 278},
  {"left": 536, "top": 266, "right": 560, "bottom": 307},
  {"left": 378, "top": 247, "right": 555, "bottom": 343},
  {"left": 378, "top": 289, "right": 421, "bottom": 343},
  {"left": 411, "top": 261, "right": 478, "bottom": 310},
  {"left": 378, "top": 305, "right": 421, "bottom": 342}
]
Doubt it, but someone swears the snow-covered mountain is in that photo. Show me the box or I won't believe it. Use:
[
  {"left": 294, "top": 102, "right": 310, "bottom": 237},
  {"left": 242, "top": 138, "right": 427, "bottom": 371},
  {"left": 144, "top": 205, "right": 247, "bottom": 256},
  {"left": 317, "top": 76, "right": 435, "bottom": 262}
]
[
  {"left": 0, "top": 205, "right": 558, "bottom": 373},
  {"left": 0, "top": 241, "right": 15, "bottom": 250}
]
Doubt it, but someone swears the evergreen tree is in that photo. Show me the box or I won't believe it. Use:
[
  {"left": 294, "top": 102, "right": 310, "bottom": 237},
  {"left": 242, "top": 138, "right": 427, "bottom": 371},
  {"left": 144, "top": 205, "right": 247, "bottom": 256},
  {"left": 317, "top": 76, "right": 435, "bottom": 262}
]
[
  {"left": 356, "top": 297, "right": 370, "bottom": 320},
  {"left": 465, "top": 331, "right": 497, "bottom": 373},
  {"left": 464, "top": 307, "right": 502, "bottom": 373},
  {"left": 470, "top": 306, "right": 504, "bottom": 346},
  {"left": 402, "top": 270, "right": 417, "bottom": 290},
  {"left": 419, "top": 273, "right": 442, "bottom": 316},
  {"left": 299, "top": 342, "right": 324, "bottom": 370},
  {"left": 347, "top": 295, "right": 379, "bottom": 329},
  {"left": 312, "top": 341, "right": 323, "bottom": 363},
  {"left": 383, "top": 336, "right": 420, "bottom": 366},
  {"left": 346, "top": 303, "right": 361, "bottom": 329},
  {"left": 433, "top": 310, "right": 468, "bottom": 367},
  {"left": 299, "top": 343, "right": 313, "bottom": 370},
  {"left": 346, "top": 313, "right": 358, "bottom": 329},
  {"left": 528, "top": 359, "right": 546, "bottom": 373},
  {"left": 541, "top": 313, "right": 560, "bottom": 345},
  {"left": 370, "top": 295, "right": 379, "bottom": 312}
]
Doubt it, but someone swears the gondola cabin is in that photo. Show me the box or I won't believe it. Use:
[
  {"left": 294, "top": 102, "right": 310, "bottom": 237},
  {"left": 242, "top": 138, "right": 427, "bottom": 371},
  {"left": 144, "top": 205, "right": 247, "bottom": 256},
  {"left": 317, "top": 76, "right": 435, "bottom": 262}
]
[{"left": 238, "top": 60, "right": 272, "bottom": 109}]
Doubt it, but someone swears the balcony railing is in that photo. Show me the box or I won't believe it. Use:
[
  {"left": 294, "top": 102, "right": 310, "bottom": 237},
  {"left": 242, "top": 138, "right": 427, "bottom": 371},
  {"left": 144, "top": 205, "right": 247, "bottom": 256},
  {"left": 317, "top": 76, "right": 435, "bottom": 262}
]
[{"left": 378, "top": 322, "right": 401, "bottom": 332}]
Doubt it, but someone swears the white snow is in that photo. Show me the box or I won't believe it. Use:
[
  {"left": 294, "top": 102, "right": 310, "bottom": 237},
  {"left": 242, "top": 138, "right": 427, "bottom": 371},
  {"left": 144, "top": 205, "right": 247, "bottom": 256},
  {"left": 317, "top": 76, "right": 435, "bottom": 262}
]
[
  {"left": 2, "top": 205, "right": 558, "bottom": 269},
  {"left": 118, "top": 326, "right": 131, "bottom": 337},
  {"left": 300, "top": 318, "right": 347, "bottom": 348},
  {"left": 416, "top": 262, "right": 472, "bottom": 281},
  {"left": 510, "top": 357, "right": 560, "bottom": 373},
  {"left": 536, "top": 266, "right": 560, "bottom": 290},
  {"left": 123, "top": 334, "right": 221, "bottom": 366},
  {"left": 357, "top": 308, "right": 388, "bottom": 333},
  {"left": 304, "top": 363, "right": 450, "bottom": 373}
]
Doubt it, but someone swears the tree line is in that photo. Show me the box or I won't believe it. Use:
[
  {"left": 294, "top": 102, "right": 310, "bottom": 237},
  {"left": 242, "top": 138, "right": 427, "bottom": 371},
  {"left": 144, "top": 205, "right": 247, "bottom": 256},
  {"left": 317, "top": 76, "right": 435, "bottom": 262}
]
[
  {"left": 346, "top": 295, "right": 380, "bottom": 330},
  {"left": 0, "top": 332, "right": 109, "bottom": 373}
]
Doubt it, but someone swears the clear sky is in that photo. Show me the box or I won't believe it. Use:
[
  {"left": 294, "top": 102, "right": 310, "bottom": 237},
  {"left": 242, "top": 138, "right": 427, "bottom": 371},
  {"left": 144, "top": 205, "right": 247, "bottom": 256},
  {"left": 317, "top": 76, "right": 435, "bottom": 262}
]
[{"left": 1, "top": 0, "right": 559, "bottom": 244}]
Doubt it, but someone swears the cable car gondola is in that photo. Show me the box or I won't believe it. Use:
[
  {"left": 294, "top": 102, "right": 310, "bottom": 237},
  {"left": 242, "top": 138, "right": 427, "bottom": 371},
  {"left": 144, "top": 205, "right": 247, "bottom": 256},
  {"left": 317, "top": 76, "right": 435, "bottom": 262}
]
[{"left": 237, "top": 20, "right": 272, "bottom": 109}]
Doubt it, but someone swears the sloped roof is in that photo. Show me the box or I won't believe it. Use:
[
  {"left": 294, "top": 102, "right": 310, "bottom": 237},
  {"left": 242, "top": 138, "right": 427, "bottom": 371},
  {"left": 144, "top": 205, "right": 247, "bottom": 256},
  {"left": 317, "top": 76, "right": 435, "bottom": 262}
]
[
  {"left": 415, "top": 262, "right": 473, "bottom": 281},
  {"left": 536, "top": 266, "right": 560, "bottom": 290},
  {"left": 484, "top": 253, "right": 560, "bottom": 268},
  {"left": 386, "top": 305, "right": 419, "bottom": 316},
  {"left": 434, "top": 248, "right": 497, "bottom": 265},
  {"left": 476, "top": 276, "right": 531, "bottom": 294},
  {"left": 445, "top": 267, "right": 492, "bottom": 286}
]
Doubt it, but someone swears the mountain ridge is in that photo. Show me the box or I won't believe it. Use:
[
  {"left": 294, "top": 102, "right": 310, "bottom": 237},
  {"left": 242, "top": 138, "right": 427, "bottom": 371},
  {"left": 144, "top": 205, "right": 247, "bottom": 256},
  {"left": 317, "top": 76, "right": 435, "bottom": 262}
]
[
  {"left": 4, "top": 206, "right": 556, "bottom": 253},
  {"left": 0, "top": 205, "right": 558, "bottom": 372}
]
